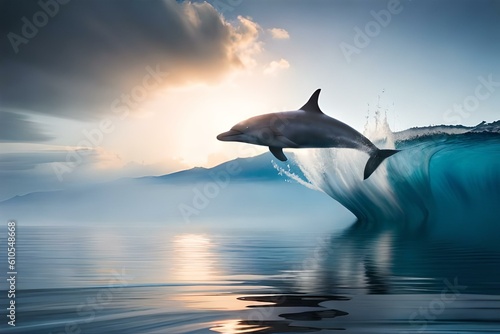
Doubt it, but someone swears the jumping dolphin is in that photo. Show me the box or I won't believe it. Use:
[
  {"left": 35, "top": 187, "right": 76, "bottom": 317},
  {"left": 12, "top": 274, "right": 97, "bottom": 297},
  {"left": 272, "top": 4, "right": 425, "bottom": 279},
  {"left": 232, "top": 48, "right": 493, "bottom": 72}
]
[{"left": 217, "top": 89, "right": 400, "bottom": 179}]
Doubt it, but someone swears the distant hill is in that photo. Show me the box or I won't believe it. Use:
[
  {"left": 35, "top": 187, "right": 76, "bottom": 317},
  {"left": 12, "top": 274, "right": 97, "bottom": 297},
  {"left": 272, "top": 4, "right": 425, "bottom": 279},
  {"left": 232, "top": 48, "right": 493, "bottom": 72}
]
[{"left": 139, "top": 152, "right": 297, "bottom": 184}]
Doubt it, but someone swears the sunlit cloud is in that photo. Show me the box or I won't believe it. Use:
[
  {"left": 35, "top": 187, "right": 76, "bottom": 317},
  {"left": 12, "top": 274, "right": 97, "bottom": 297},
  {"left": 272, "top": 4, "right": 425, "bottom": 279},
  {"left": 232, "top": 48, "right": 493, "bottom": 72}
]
[
  {"left": 227, "top": 16, "right": 263, "bottom": 69},
  {"left": 263, "top": 58, "right": 290, "bottom": 75},
  {"left": 268, "top": 27, "right": 290, "bottom": 39}
]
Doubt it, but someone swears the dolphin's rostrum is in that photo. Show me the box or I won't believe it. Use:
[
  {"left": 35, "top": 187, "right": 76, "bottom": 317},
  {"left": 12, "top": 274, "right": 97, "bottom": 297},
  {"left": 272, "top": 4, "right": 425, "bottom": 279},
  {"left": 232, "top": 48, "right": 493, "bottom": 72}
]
[{"left": 217, "top": 89, "right": 400, "bottom": 179}]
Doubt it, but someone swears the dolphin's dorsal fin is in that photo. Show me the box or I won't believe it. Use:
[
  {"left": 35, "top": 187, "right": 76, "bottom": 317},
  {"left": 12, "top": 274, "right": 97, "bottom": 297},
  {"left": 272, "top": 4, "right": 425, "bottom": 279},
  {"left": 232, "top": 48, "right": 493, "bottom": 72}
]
[{"left": 299, "top": 89, "right": 323, "bottom": 114}]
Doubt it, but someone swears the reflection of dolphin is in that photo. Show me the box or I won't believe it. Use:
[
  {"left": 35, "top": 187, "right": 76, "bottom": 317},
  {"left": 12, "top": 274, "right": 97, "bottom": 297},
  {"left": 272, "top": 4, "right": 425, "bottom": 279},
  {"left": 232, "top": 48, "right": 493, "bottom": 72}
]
[{"left": 217, "top": 89, "right": 400, "bottom": 179}]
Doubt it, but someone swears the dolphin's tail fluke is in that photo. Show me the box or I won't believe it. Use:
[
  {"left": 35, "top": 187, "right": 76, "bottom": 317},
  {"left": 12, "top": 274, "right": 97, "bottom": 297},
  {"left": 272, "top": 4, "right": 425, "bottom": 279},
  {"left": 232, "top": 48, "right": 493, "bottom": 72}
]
[{"left": 363, "top": 149, "right": 400, "bottom": 180}]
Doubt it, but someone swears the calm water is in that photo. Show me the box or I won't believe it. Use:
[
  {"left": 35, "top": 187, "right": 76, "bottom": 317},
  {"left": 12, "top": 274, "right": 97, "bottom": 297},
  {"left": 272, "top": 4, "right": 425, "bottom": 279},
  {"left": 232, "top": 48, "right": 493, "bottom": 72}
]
[{"left": 1, "top": 222, "right": 500, "bottom": 333}]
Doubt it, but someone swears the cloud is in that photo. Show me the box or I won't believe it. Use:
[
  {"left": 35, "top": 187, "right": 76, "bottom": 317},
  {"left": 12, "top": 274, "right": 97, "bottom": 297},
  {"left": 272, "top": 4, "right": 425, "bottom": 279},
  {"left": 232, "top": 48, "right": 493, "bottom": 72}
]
[
  {"left": 0, "top": 1, "right": 263, "bottom": 121},
  {"left": 268, "top": 28, "right": 290, "bottom": 39},
  {"left": 229, "top": 16, "right": 263, "bottom": 69},
  {"left": 263, "top": 58, "right": 290, "bottom": 75},
  {"left": 0, "top": 111, "right": 53, "bottom": 142},
  {"left": 0, "top": 151, "right": 66, "bottom": 171},
  {"left": 0, "top": 147, "right": 118, "bottom": 172},
  {"left": 0, "top": 145, "right": 185, "bottom": 200},
  {"left": 0, "top": 149, "right": 70, "bottom": 200}
]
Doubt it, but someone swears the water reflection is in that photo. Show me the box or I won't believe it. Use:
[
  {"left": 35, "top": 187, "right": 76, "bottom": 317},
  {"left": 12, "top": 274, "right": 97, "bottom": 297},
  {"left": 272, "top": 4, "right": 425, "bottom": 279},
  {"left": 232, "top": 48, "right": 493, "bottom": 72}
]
[
  {"left": 172, "top": 234, "right": 217, "bottom": 282},
  {"left": 212, "top": 320, "right": 338, "bottom": 333},
  {"left": 209, "top": 221, "right": 500, "bottom": 333},
  {"left": 291, "top": 222, "right": 500, "bottom": 295},
  {"left": 238, "top": 295, "right": 350, "bottom": 307},
  {"left": 295, "top": 225, "right": 398, "bottom": 294},
  {"left": 211, "top": 319, "right": 323, "bottom": 333},
  {"left": 211, "top": 295, "right": 349, "bottom": 333}
]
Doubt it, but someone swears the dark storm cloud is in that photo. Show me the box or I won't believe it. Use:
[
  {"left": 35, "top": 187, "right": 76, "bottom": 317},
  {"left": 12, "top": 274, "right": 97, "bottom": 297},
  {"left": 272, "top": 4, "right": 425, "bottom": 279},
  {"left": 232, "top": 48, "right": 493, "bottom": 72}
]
[
  {"left": 0, "top": 0, "right": 260, "bottom": 120},
  {"left": 0, "top": 110, "right": 53, "bottom": 142}
]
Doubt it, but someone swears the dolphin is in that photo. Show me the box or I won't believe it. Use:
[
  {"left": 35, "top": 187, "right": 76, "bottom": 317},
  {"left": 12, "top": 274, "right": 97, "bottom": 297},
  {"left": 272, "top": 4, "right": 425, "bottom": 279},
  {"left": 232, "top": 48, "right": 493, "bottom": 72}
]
[{"left": 217, "top": 89, "right": 400, "bottom": 179}]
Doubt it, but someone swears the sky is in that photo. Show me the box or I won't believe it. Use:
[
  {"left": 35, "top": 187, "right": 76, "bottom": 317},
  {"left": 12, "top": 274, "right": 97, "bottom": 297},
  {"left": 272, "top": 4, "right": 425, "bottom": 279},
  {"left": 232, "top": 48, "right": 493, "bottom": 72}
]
[{"left": 1, "top": 0, "right": 499, "bottom": 200}]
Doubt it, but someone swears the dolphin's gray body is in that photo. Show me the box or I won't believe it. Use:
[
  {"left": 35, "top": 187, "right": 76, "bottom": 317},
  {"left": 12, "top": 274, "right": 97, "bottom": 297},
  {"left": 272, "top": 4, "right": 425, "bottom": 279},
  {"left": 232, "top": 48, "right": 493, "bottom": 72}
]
[{"left": 217, "top": 89, "right": 399, "bottom": 179}]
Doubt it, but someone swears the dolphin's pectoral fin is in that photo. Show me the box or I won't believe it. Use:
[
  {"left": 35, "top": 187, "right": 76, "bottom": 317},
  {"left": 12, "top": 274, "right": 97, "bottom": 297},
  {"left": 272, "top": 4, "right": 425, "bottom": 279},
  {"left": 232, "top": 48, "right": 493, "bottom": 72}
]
[
  {"left": 300, "top": 89, "right": 323, "bottom": 114},
  {"left": 269, "top": 147, "right": 287, "bottom": 161}
]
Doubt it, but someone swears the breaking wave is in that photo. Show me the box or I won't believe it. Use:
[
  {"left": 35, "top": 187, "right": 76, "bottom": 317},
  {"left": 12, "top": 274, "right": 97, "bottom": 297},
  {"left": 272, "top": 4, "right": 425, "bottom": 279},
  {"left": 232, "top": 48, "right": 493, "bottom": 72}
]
[{"left": 282, "top": 116, "right": 500, "bottom": 235}]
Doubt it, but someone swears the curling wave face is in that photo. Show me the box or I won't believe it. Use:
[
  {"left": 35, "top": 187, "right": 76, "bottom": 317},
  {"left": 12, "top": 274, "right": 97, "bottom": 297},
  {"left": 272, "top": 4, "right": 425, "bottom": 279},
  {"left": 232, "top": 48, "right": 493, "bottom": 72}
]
[{"left": 288, "top": 118, "right": 500, "bottom": 238}]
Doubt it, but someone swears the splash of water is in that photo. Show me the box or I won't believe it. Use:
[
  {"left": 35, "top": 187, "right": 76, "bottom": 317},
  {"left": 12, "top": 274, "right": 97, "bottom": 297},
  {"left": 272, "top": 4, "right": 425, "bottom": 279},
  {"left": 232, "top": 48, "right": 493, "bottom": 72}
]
[{"left": 291, "top": 111, "right": 432, "bottom": 225}]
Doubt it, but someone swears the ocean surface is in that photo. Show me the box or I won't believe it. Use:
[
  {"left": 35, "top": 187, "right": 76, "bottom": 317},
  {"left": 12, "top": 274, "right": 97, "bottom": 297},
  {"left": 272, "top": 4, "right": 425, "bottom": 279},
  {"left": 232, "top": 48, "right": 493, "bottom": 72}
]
[
  {"left": 1, "top": 122, "right": 500, "bottom": 333},
  {"left": 1, "top": 222, "right": 500, "bottom": 333}
]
